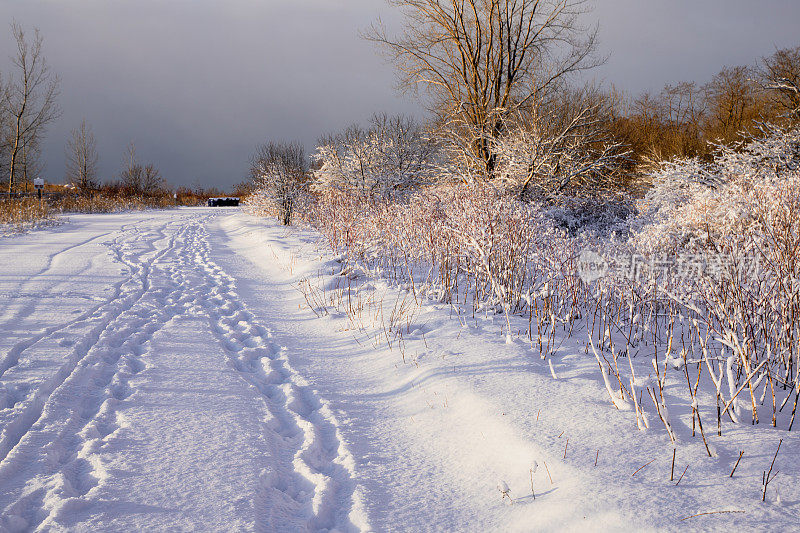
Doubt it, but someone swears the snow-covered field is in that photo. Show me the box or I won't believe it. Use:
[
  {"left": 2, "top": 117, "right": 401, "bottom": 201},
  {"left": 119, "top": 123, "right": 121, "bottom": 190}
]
[{"left": 0, "top": 208, "right": 797, "bottom": 531}]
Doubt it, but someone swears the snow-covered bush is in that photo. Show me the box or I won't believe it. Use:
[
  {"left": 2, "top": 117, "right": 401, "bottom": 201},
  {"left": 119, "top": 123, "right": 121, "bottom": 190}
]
[
  {"left": 246, "top": 141, "right": 308, "bottom": 225},
  {"left": 313, "top": 114, "right": 439, "bottom": 198},
  {"left": 307, "top": 124, "right": 800, "bottom": 432},
  {"left": 544, "top": 195, "right": 635, "bottom": 238},
  {"left": 493, "top": 105, "right": 629, "bottom": 200},
  {"left": 307, "top": 184, "right": 581, "bottom": 326},
  {"left": 635, "top": 125, "right": 800, "bottom": 253},
  {"left": 626, "top": 125, "right": 800, "bottom": 427},
  {"left": 251, "top": 112, "right": 800, "bottom": 438}
]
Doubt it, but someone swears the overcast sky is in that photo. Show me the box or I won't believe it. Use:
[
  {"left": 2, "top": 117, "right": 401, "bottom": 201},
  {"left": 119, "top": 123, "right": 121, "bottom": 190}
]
[{"left": 1, "top": 0, "right": 799, "bottom": 189}]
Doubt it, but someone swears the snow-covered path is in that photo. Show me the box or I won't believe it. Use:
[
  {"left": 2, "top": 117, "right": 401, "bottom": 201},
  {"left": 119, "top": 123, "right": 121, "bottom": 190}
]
[
  {"left": 1, "top": 209, "right": 798, "bottom": 532},
  {"left": 0, "top": 211, "right": 365, "bottom": 532}
]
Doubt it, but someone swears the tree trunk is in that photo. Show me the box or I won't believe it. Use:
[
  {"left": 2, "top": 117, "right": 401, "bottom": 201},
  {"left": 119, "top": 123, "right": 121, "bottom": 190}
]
[{"left": 8, "top": 141, "right": 20, "bottom": 196}]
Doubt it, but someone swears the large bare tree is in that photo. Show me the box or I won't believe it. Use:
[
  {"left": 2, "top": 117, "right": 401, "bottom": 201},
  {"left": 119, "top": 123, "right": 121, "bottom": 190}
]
[
  {"left": 65, "top": 119, "right": 99, "bottom": 192},
  {"left": 367, "top": 0, "right": 599, "bottom": 177},
  {"left": 4, "top": 22, "right": 60, "bottom": 195}
]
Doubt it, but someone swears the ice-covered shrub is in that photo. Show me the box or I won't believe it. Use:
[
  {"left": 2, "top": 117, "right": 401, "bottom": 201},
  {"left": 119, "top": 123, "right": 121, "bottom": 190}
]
[
  {"left": 493, "top": 105, "right": 630, "bottom": 200},
  {"left": 635, "top": 125, "right": 800, "bottom": 253},
  {"left": 252, "top": 119, "right": 800, "bottom": 437},
  {"left": 307, "top": 124, "right": 800, "bottom": 431},
  {"left": 544, "top": 195, "right": 635, "bottom": 238},
  {"left": 313, "top": 114, "right": 439, "bottom": 199},
  {"left": 307, "top": 183, "right": 580, "bottom": 324},
  {"left": 628, "top": 125, "right": 800, "bottom": 427},
  {"left": 247, "top": 141, "right": 309, "bottom": 225}
]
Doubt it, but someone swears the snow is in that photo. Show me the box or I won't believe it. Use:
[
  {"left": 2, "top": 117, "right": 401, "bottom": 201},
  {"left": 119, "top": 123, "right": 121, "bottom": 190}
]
[
  {"left": 1, "top": 208, "right": 798, "bottom": 531},
  {"left": 0, "top": 218, "right": 62, "bottom": 239}
]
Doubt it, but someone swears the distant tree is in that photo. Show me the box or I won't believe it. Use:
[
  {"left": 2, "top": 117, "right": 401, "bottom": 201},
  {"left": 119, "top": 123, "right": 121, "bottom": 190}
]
[
  {"left": 367, "top": 0, "right": 600, "bottom": 177},
  {"left": 119, "top": 143, "right": 143, "bottom": 193},
  {"left": 612, "top": 82, "right": 705, "bottom": 165},
  {"left": 759, "top": 46, "right": 800, "bottom": 123},
  {"left": 702, "top": 66, "right": 762, "bottom": 144},
  {"left": 65, "top": 119, "right": 99, "bottom": 192},
  {"left": 659, "top": 82, "right": 704, "bottom": 157},
  {"left": 142, "top": 164, "right": 164, "bottom": 194},
  {"left": 249, "top": 141, "right": 307, "bottom": 225},
  {"left": 119, "top": 143, "right": 163, "bottom": 196},
  {"left": 231, "top": 179, "right": 256, "bottom": 198},
  {"left": 4, "top": 22, "right": 60, "bottom": 195},
  {"left": 630, "top": 92, "right": 665, "bottom": 154}
]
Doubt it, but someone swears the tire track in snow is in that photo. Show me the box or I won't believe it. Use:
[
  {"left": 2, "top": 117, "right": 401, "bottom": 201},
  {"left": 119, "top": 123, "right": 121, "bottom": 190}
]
[
  {"left": 0, "top": 221, "right": 172, "bottom": 381},
  {"left": 0, "top": 228, "right": 120, "bottom": 347},
  {"left": 0, "top": 216, "right": 196, "bottom": 530}
]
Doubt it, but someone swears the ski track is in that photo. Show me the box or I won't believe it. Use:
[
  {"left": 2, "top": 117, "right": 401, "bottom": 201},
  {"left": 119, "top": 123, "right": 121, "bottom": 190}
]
[{"left": 0, "top": 213, "right": 363, "bottom": 532}]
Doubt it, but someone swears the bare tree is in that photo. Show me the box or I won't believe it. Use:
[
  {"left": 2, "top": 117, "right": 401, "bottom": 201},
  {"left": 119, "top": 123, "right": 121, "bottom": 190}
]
[
  {"left": 703, "top": 66, "right": 762, "bottom": 144},
  {"left": 118, "top": 143, "right": 163, "bottom": 196},
  {"left": 65, "top": 119, "right": 99, "bottom": 192},
  {"left": 250, "top": 141, "right": 307, "bottom": 225},
  {"left": 5, "top": 22, "right": 60, "bottom": 195},
  {"left": 759, "top": 46, "right": 800, "bottom": 123},
  {"left": 660, "top": 82, "right": 704, "bottom": 157},
  {"left": 142, "top": 163, "right": 164, "bottom": 194},
  {"left": 119, "top": 143, "right": 143, "bottom": 193},
  {"left": 0, "top": 73, "right": 11, "bottom": 182},
  {"left": 367, "top": 0, "right": 599, "bottom": 177}
]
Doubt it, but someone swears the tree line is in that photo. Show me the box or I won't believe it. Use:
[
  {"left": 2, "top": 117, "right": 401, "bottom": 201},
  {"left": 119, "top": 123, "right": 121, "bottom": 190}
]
[
  {"left": 0, "top": 22, "right": 171, "bottom": 199},
  {"left": 249, "top": 0, "right": 800, "bottom": 225}
]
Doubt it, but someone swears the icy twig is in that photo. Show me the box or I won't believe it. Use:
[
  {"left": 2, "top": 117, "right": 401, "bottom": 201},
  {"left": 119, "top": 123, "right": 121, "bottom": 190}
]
[
  {"left": 632, "top": 458, "right": 655, "bottom": 477},
  {"left": 730, "top": 451, "right": 744, "bottom": 478},
  {"left": 674, "top": 464, "right": 689, "bottom": 485},
  {"left": 762, "top": 439, "right": 782, "bottom": 502}
]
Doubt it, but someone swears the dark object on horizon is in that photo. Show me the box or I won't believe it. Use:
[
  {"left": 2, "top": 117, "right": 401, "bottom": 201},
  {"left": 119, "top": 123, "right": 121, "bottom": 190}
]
[{"left": 207, "top": 197, "right": 240, "bottom": 207}]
